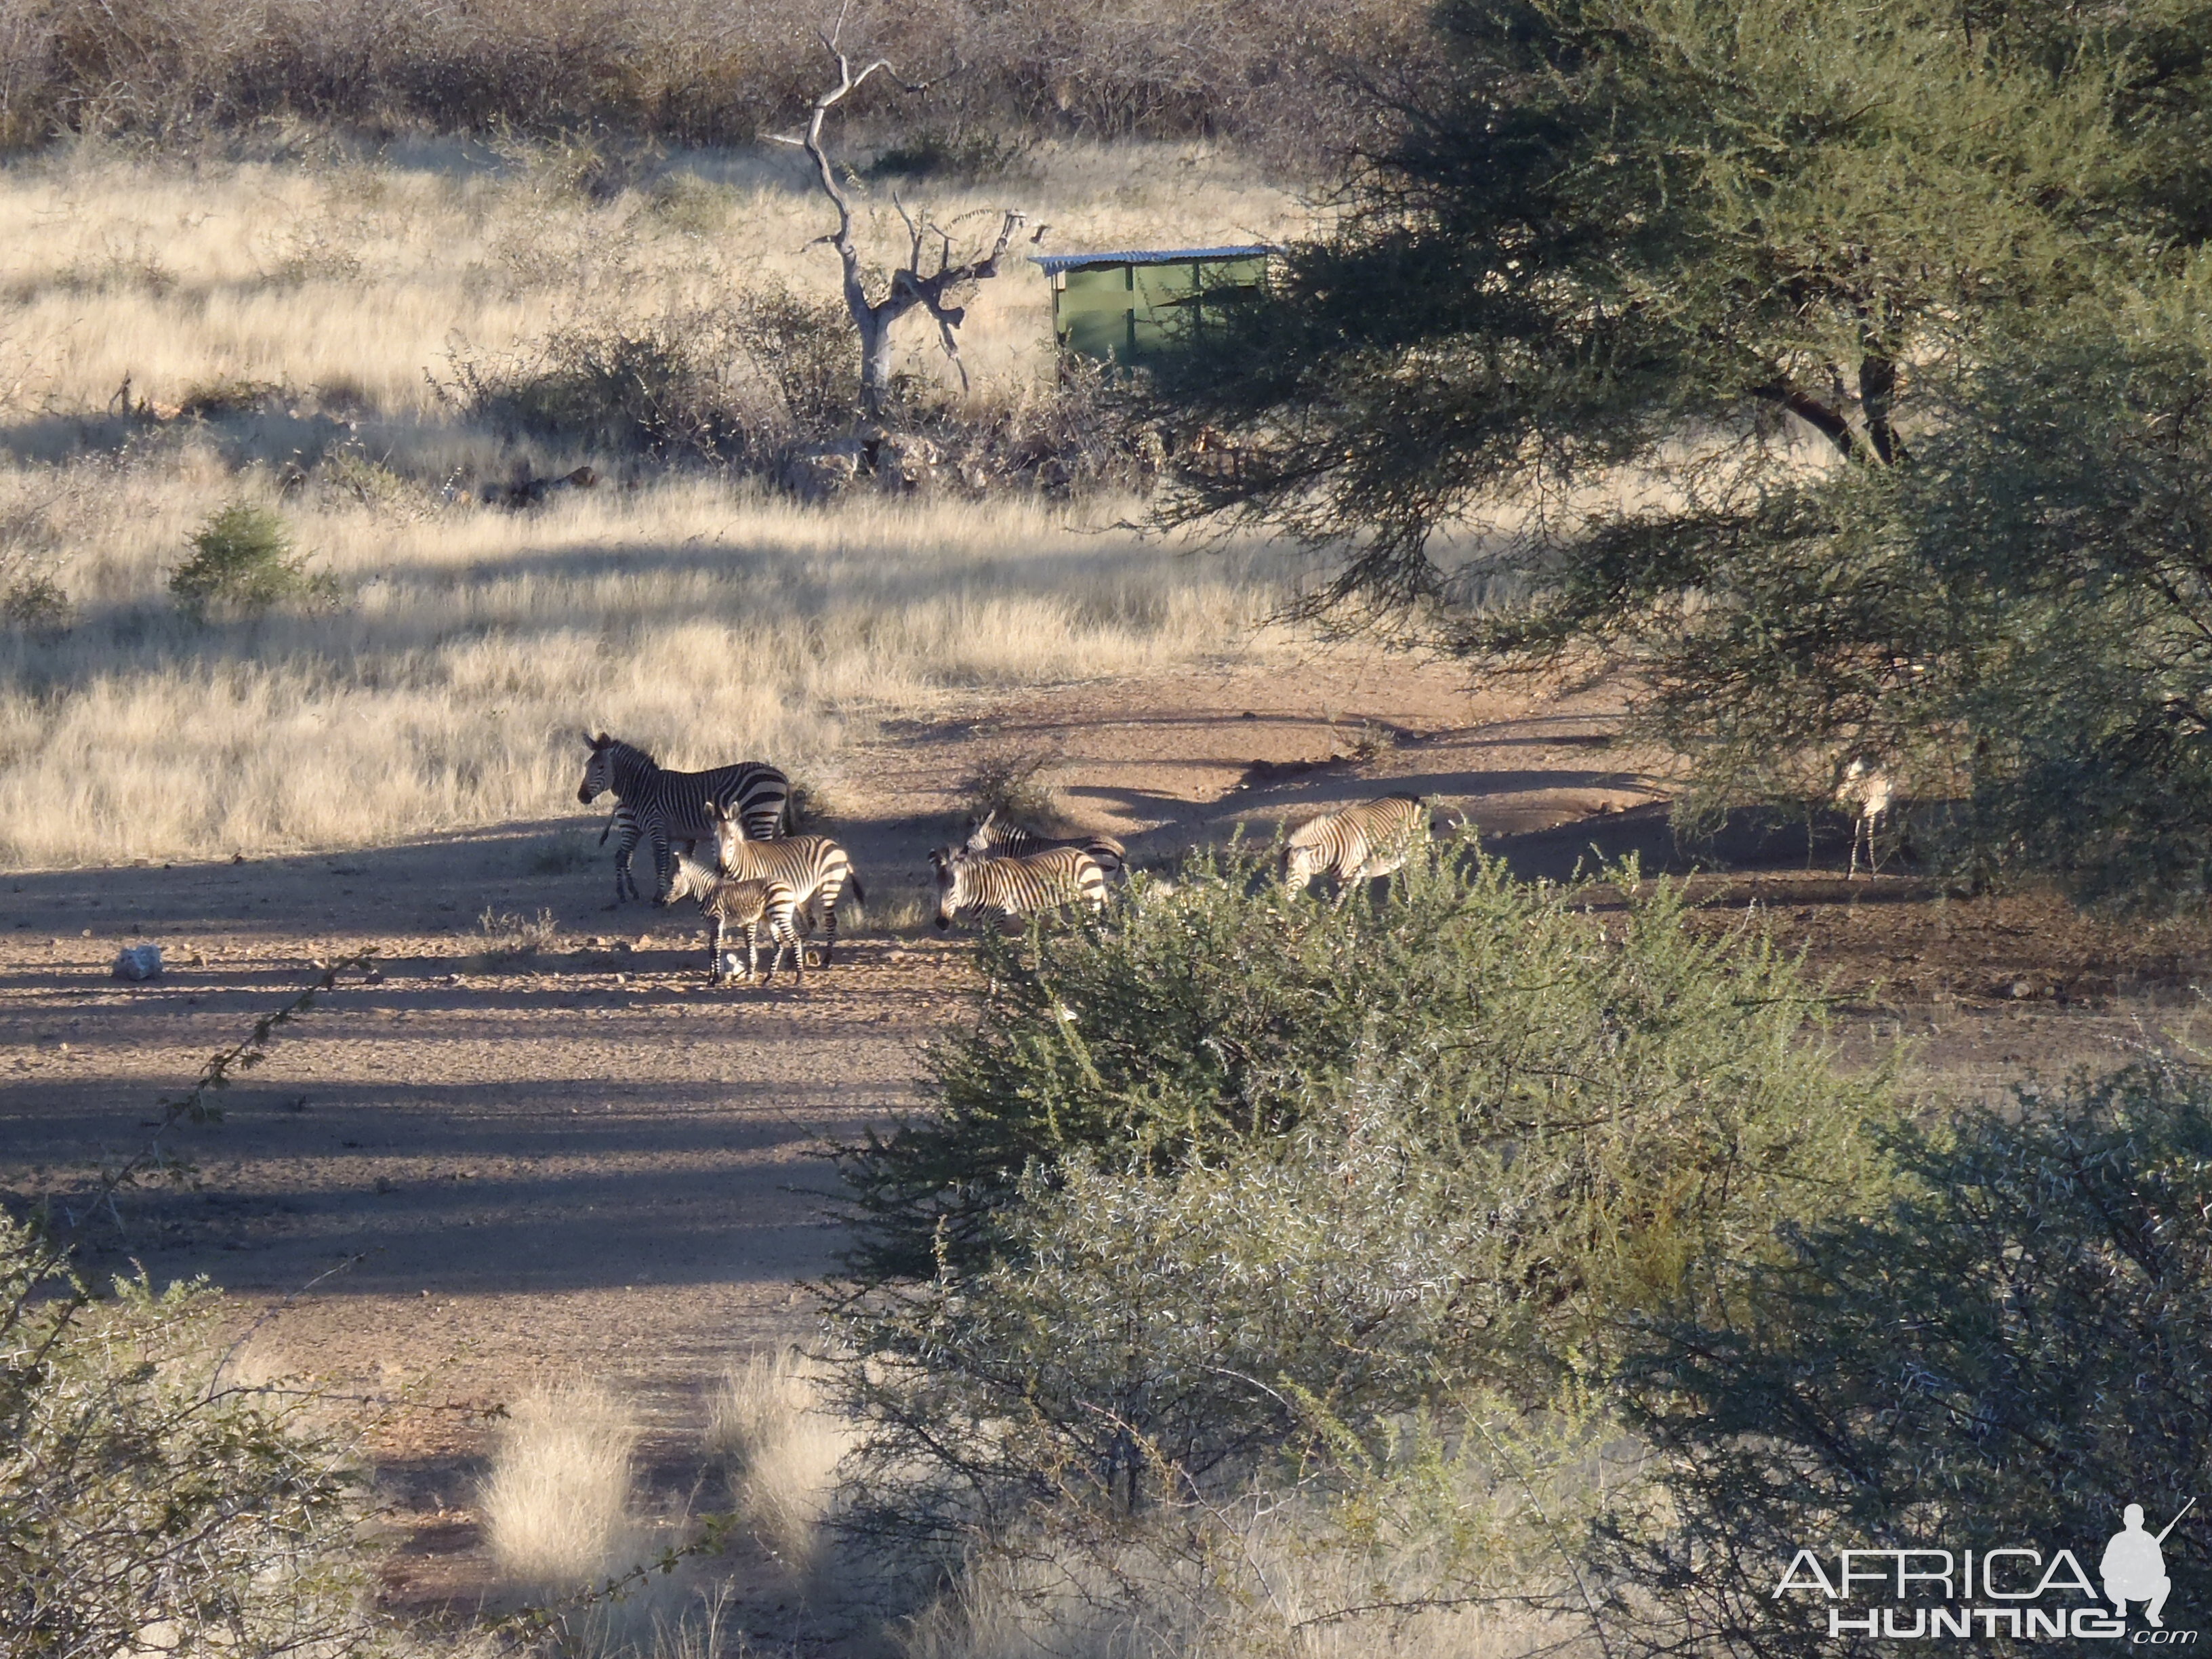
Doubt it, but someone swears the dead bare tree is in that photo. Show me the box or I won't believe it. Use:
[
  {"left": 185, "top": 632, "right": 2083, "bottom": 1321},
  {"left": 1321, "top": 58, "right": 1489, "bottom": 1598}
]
[{"left": 771, "top": 5, "right": 1033, "bottom": 419}]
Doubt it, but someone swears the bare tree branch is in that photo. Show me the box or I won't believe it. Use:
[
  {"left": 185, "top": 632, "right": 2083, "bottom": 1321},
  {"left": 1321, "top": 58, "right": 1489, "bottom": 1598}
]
[{"left": 775, "top": 24, "right": 1028, "bottom": 417}]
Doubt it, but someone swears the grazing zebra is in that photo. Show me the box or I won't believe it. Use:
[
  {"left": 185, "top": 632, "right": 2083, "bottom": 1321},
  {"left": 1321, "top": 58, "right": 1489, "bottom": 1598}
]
[
  {"left": 962, "top": 808, "right": 1128, "bottom": 876},
  {"left": 707, "top": 803, "right": 862, "bottom": 964},
  {"left": 1281, "top": 794, "right": 1429, "bottom": 906},
  {"left": 931, "top": 845, "right": 1109, "bottom": 930},
  {"left": 1835, "top": 757, "right": 1894, "bottom": 879},
  {"left": 666, "top": 854, "right": 804, "bottom": 985},
  {"left": 575, "top": 732, "right": 789, "bottom": 904}
]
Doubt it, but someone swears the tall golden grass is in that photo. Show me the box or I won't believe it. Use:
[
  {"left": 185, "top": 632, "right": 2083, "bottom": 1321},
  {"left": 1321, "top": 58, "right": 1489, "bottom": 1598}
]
[{"left": 0, "top": 142, "right": 1317, "bottom": 868}]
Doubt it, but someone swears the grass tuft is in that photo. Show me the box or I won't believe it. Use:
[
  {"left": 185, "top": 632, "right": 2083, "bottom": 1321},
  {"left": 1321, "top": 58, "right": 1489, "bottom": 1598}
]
[
  {"left": 704, "top": 1350, "right": 851, "bottom": 1571},
  {"left": 480, "top": 1380, "right": 642, "bottom": 1594}
]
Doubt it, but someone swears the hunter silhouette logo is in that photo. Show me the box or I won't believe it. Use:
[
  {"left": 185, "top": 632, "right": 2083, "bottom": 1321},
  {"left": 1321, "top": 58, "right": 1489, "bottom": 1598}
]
[
  {"left": 2106, "top": 1501, "right": 2195, "bottom": 1629},
  {"left": 1774, "top": 1498, "right": 2200, "bottom": 1643}
]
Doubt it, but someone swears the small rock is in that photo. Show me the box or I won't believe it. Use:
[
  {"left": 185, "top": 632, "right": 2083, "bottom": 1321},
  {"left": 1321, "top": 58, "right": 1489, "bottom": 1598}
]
[{"left": 111, "top": 944, "right": 164, "bottom": 981}]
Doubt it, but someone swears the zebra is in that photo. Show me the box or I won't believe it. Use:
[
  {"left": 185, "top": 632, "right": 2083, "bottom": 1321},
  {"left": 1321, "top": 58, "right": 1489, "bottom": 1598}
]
[
  {"left": 575, "top": 732, "right": 789, "bottom": 905},
  {"left": 706, "top": 802, "right": 862, "bottom": 964},
  {"left": 930, "top": 845, "right": 1109, "bottom": 930},
  {"left": 665, "top": 854, "right": 805, "bottom": 985},
  {"left": 1835, "top": 757, "right": 1894, "bottom": 878},
  {"left": 1281, "top": 794, "right": 1429, "bottom": 906},
  {"left": 962, "top": 808, "right": 1128, "bottom": 876}
]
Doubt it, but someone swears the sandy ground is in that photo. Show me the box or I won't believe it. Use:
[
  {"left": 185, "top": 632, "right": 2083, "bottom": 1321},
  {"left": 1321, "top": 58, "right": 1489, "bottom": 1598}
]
[{"left": 8, "top": 644, "right": 2212, "bottom": 1625}]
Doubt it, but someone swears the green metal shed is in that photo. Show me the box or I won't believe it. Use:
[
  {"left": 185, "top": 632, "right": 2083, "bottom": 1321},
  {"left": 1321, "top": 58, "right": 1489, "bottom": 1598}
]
[{"left": 1032, "top": 245, "right": 1272, "bottom": 365}]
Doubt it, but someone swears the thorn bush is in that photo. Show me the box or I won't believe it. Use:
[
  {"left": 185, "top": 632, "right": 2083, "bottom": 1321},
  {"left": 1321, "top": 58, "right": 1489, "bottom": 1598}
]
[{"left": 168, "top": 502, "right": 329, "bottom": 621}]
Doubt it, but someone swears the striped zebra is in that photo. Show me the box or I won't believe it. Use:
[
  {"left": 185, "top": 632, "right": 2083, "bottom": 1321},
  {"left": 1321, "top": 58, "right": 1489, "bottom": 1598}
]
[
  {"left": 707, "top": 802, "right": 862, "bottom": 965},
  {"left": 962, "top": 809, "right": 1128, "bottom": 876},
  {"left": 575, "top": 732, "right": 789, "bottom": 905},
  {"left": 1282, "top": 794, "right": 1429, "bottom": 907},
  {"left": 931, "top": 845, "right": 1109, "bottom": 929},
  {"left": 666, "top": 854, "right": 805, "bottom": 985}
]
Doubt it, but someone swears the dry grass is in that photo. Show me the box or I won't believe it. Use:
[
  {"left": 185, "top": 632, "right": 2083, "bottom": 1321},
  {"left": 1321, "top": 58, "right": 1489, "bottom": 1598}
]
[
  {"left": 901, "top": 1530, "right": 1595, "bottom": 1659},
  {"left": 0, "top": 142, "right": 1315, "bottom": 870},
  {"left": 704, "top": 1349, "right": 854, "bottom": 1572},
  {"left": 0, "top": 140, "right": 1315, "bottom": 420},
  {"left": 479, "top": 1379, "right": 643, "bottom": 1595}
]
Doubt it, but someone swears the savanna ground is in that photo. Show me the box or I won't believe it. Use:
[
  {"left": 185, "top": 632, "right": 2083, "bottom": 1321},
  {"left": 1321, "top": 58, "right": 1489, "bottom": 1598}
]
[{"left": 7, "top": 136, "right": 2212, "bottom": 1645}]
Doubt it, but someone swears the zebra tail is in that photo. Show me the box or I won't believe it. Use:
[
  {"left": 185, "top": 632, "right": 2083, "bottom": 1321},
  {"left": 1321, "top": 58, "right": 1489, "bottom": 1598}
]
[{"left": 844, "top": 869, "right": 866, "bottom": 914}]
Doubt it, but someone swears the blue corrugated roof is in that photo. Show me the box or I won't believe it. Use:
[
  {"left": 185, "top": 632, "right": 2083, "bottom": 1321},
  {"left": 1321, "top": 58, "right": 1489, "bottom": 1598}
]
[{"left": 1031, "top": 245, "right": 1273, "bottom": 275}]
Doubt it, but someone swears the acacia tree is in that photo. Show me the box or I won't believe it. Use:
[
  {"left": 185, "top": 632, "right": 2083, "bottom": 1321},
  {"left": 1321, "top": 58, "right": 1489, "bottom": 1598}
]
[
  {"left": 1154, "top": 0, "right": 2212, "bottom": 899},
  {"left": 774, "top": 7, "right": 1030, "bottom": 418}
]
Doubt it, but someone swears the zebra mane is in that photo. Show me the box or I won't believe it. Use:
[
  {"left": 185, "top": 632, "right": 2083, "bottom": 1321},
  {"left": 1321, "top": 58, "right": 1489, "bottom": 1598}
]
[{"left": 602, "top": 737, "right": 659, "bottom": 782}]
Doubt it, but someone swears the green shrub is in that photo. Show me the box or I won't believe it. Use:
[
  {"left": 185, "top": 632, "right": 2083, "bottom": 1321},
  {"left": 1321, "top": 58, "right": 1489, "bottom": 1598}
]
[
  {"left": 835, "top": 838, "right": 1885, "bottom": 1355},
  {"left": 865, "top": 127, "right": 1038, "bottom": 182},
  {"left": 0, "top": 1210, "right": 375, "bottom": 1655},
  {"left": 829, "top": 847, "right": 1886, "bottom": 1637},
  {"left": 1597, "top": 1061, "right": 2212, "bottom": 1656},
  {"left": 168, "top": 503, "right": 328, "bottom": 621},
  {"left": 836, "top": 1073, "right": 1630, "bottom": 1539},
  {"left": 1, "top": 575, "right": 70, "bottom": 630},
  {"left": 954, "top": 745, "right": 1063, "bottom": 830}
]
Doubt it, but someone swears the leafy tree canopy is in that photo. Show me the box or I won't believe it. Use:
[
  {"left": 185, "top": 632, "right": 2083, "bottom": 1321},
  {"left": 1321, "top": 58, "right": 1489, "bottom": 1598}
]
[{"left": 1157, "top": 0, "right": 2212, "bottom": 899}]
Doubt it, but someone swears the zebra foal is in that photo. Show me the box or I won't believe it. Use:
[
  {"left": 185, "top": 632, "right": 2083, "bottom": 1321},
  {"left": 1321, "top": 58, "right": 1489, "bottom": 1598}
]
[
  {"left": 666, "top": 854, "right": 805, "bottom": 985},
  {"left": 707, "top": 804, "right": 863, "bottom": 965},
  {"left": 575, "top": 732, "right": 790, "bottom": 905},
  {"left": 963, "top": 808, "right": 1128, "bottom": 876},
  {"left": 932, "top": 845, "right": 1109, "bottom": 929},
  {"left": 1282, "top": 794, "right": 1430, "bottom": 906}
]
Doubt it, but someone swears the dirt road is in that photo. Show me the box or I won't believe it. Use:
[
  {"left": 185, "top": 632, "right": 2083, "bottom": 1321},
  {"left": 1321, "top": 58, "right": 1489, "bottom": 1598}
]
[{"left": 7, "top": 649, "right": 2212, "bottom": 1614}]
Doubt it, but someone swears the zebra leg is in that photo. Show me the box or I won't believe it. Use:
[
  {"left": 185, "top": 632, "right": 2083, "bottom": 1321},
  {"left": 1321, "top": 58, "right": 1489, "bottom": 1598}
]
[
  {"left": 785, "top": 918, "right": 804, "bottom": 985},
  {"left": 650, "top": 828, "right": 674, "bottom": 905},
  {"left": 612, "top": 820, "right": 641, "bottom": 903},
  {"left": 745, "top": 922, "right": 762, "bottom": 985},
  {"left": 819, "top": 893, "right": 837, "bottom": 968},
  {"left": 706, "top": 914, "right": 725, "bottom": 983}
]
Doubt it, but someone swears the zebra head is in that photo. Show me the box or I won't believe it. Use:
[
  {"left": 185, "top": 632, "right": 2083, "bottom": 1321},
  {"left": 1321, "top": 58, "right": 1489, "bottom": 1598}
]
[
  {"left": 928, "top": 846, "right": 969, "bottom": 929},
  {"left": 707, "top": 800, "right": 747, "bottom": 870},
  {"left": 963, "top": 809, "right": 1000, "bottom": 855},
  {"left": 577, "top": 731, "right": 615, "bottom": 804},
  {"left": 1280, "top": 840, "right": 1326, "bottom": 895},
  {"left": 665, "top": 850, "right": 716, "bottom": 905}
]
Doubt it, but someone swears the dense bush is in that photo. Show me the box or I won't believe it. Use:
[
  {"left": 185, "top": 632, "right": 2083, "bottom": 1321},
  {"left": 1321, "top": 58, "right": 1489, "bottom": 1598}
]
[
  {"left": 835, "top": 840, "right": 1883, "bottom": 1301},
  {"left": 827, "top": 842, "right": 1887, "bottom": 1643},
  {"left": 837, "top": 1073, "right": 1632, "bottom": 1551},
  {"left": 442, "top": 291, "right": 856, "bottom": 466},
  {"left": 169, "top": 502, "right": 329, "bottom": 621},
  {"left": 1594, "top": 1061, "right": 2212, "bottom": 1658},
  {"left": 0, "top": 1210, "right": 375, "bottom": 1656},
  {"left": 0, "top": 0, "right": 1418, "bottom": 157},
  {"left": 447, "top": 306, "right": 1157, "bottom": 495}
]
